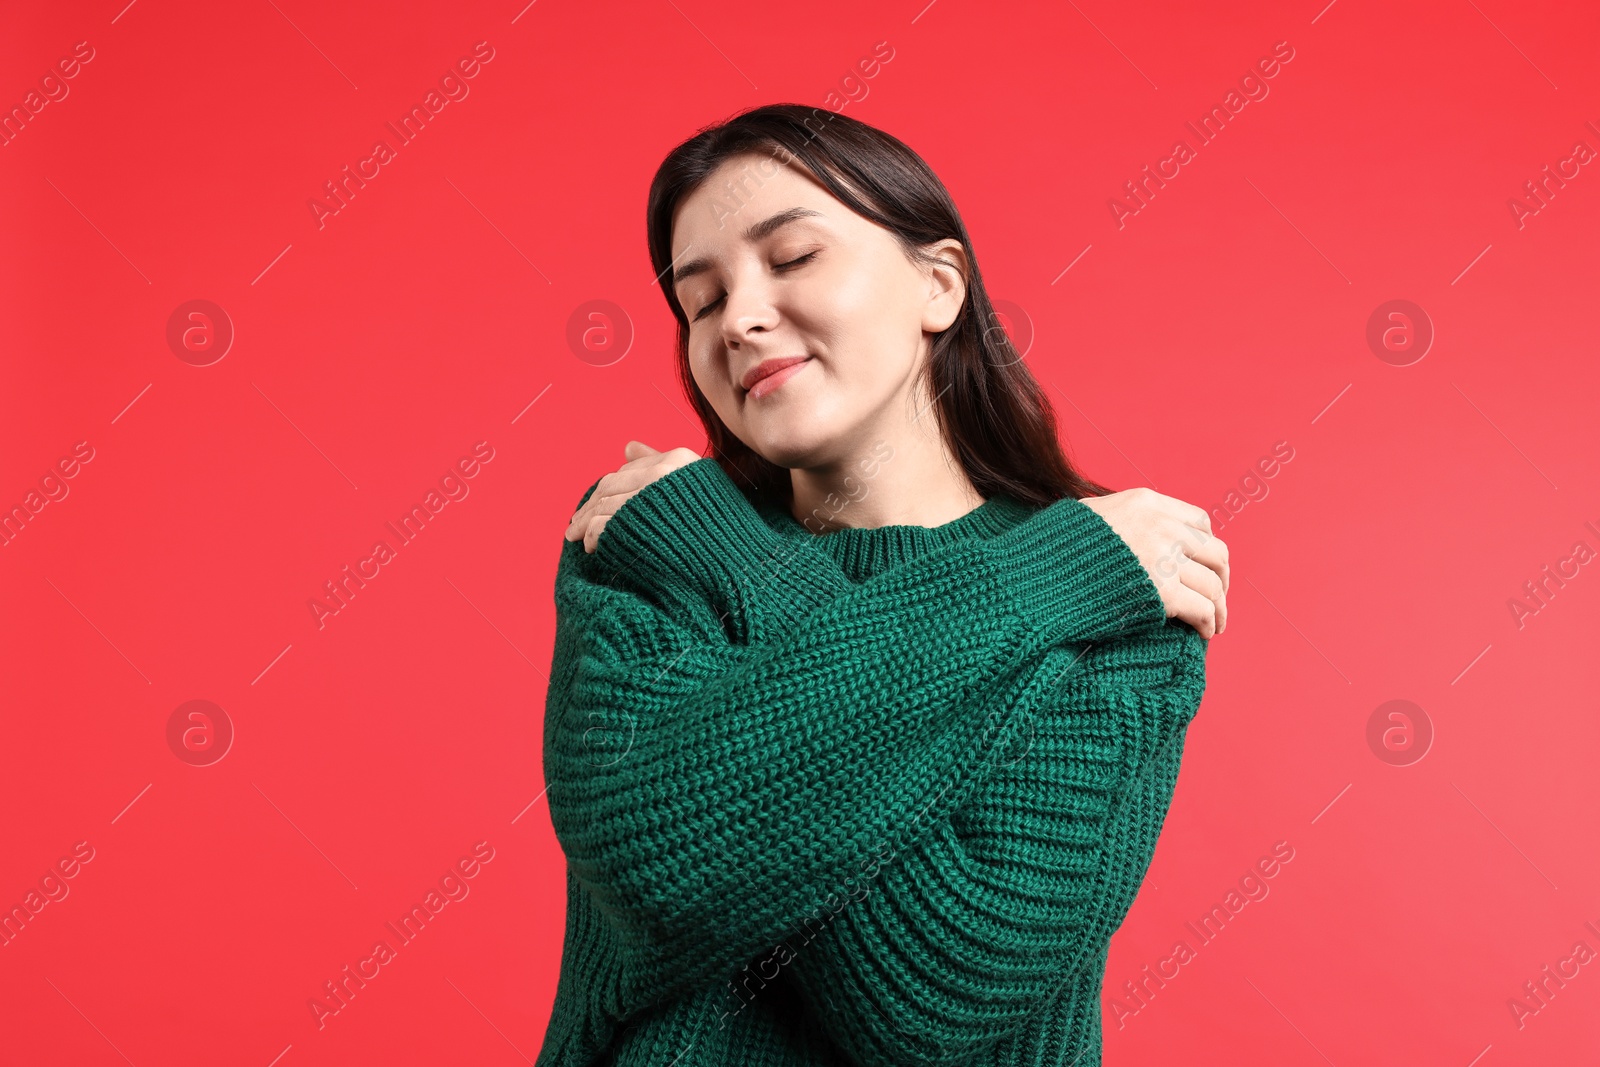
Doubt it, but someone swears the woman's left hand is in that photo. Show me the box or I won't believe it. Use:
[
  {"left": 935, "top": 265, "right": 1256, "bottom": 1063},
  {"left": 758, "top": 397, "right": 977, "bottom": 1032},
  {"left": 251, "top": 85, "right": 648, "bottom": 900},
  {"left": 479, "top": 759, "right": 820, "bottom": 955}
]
[{"left": 564, "top": 441, "right": 702, "bottom": 553}]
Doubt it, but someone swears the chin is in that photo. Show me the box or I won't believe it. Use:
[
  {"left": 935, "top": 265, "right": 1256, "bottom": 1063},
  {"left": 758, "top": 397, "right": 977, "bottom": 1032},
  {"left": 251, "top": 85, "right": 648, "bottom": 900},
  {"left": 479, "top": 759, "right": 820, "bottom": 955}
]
[{"left": 740, "top": 418, "right": 837, "bottom": 470}]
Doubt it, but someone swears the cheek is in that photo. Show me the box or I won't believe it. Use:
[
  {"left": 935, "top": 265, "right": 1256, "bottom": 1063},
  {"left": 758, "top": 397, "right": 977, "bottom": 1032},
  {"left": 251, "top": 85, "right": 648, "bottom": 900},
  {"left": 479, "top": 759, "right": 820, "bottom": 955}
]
[
  {"left": 816, "top": 260, "right": 921, "bottom": 379},
  {"left": 802, "top": 280, "right": 893, "bottom": 374},
  {"left": 831, "top": 311, "right": 918, "bottom": 394},
  {"left": 687, "top": 346, "right": 746, "bottom": 424},
  {"left": 687, "top": 347, "right": 727, "bottom": 402}
]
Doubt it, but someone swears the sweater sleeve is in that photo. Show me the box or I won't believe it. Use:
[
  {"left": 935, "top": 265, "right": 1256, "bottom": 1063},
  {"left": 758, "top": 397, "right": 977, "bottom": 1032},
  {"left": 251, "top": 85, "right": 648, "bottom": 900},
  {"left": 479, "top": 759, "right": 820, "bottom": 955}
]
[
  {"left": 772, "top": 624, "right": 1208, "bottom": 1067},
  {"left": 579, "top": 457, "right": 1169, "bottom": 651},
  {"left": 542, "top": 463, "right": 1169, "bottom": 1020}
]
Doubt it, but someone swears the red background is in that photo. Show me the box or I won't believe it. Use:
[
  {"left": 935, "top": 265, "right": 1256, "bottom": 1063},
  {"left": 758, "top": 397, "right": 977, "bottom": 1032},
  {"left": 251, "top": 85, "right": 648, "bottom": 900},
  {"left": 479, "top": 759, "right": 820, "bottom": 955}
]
[{"left": 3, "top": 0, "right": 1597, "bottom": 1063}]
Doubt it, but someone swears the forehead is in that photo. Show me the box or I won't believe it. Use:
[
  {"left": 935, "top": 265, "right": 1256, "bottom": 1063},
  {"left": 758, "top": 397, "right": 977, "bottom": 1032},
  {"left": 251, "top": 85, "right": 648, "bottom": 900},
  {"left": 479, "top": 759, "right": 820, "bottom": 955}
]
[{"left": 670, "top": 153, "right": 837, "bottom": 256}]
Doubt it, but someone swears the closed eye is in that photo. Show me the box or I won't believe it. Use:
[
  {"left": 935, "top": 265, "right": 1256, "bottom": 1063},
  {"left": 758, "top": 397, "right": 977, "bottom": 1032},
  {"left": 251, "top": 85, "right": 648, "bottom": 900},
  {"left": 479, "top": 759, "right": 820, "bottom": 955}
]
[
  {"left": 691, "top": 252, "right": 818, "bottom": 322},
  {"left": 777, "top": 251, "right": 818, "bottom": 270}
]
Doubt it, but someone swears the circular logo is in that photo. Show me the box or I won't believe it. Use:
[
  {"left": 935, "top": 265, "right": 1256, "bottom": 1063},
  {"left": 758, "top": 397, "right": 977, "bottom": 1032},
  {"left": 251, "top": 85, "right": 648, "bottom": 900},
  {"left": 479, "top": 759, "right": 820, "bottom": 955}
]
[
  {"left": 1365, "top": 300, "right": 1432, "bottom": 367},
  {"left": 985, "top": 299, "right": 1034, "bottom": 367},
  {"left": 581, "top": 710, "right": 635, "bottom": 766},
  {"left": 1365, "top": 698, "right": 1433, "bottom": 766},
  {"left": 566, "top": 300, "right": 633, "bottom": 367},
  {"left": 166, "top": 300, "right": 234, "bottom": 366},
  {"left": 167, "top": 699, "right": 235, "bottom": 766},
  {"left": 996, "top": 710, "right": 1037, "bottom": 768}
]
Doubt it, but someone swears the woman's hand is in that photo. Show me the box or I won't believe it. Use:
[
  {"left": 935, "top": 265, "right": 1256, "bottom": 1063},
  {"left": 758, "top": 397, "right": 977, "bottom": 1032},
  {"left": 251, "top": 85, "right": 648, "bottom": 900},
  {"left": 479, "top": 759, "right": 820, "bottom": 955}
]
[
  {"left": 1076, "top": 487, "right": 1230, "bottom": 638},
  {"left": 564, "top": 441, "right": 702, "bottom": 553}
]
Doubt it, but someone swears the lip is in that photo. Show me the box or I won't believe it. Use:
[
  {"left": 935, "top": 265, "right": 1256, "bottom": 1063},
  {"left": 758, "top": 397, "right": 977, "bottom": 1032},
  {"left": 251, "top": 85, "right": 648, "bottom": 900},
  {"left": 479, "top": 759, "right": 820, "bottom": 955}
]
[{"left": 741, "top": 355, "right": 812, "bottom": 395}]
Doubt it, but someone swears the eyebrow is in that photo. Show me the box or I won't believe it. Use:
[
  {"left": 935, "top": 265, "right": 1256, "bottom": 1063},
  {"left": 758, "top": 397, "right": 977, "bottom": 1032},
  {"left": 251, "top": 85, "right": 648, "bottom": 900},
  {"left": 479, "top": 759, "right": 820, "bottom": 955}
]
[{"left": 671, "top": 207, "right": 825, "bottom": 288}]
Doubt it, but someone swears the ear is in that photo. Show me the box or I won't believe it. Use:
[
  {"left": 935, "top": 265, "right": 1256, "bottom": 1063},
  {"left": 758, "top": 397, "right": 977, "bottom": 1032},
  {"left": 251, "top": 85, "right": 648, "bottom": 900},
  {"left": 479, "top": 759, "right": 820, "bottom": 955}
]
[{"left": 919, "top": 239, "right": 969, "bottom": 334}]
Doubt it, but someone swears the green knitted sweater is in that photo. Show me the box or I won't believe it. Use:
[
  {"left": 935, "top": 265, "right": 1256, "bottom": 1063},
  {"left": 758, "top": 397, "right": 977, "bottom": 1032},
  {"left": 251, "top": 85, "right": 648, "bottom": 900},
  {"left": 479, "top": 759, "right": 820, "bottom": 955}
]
[{"left": 537, "top": 457, "right": 1206, "bottom": 1067}]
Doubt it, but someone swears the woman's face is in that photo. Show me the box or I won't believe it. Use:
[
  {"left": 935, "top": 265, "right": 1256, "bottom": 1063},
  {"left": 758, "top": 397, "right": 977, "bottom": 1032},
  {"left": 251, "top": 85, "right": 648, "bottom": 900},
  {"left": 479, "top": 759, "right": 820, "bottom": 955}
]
[{"left": 669, "top": 151, "right": 966, "bottom": 470}]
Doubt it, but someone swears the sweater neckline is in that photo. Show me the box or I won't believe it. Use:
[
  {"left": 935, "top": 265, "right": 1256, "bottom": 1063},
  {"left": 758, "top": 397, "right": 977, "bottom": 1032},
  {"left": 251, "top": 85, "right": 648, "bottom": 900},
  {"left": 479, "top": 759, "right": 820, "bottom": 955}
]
[{"left": 754, "top": 491, "right": 1037, "bottom": 582}]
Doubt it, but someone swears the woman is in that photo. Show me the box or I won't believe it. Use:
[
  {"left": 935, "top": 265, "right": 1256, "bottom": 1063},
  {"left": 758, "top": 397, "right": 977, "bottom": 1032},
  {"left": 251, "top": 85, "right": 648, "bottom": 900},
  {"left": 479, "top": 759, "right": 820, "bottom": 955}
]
[{"left": 540, "top": 104, "right": 1228, "bottom": 1067}]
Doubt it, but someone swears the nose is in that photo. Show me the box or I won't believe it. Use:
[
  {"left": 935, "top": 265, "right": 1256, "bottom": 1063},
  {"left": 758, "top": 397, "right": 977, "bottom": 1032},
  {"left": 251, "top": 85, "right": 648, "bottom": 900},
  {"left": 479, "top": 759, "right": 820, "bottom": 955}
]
[{"left": 718, "top": 272, "right": 780, "bottom": 349}]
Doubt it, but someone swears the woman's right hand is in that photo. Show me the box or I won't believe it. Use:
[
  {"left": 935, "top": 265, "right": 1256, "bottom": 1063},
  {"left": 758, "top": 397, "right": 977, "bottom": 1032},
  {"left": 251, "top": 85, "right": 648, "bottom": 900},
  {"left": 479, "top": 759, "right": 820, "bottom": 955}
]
[{"left": 1077, "top": 487, "right": 1229, "bottom": 639}]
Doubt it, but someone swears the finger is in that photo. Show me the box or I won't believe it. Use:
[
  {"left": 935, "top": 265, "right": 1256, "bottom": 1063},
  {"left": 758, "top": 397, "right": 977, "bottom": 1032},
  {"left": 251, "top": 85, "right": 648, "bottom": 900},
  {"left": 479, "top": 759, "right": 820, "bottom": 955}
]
[
  {"left": 576, "top": 487, "right": 640, "bottom": 552},
  {"left": 565, "top": 486, "right": 606, "bottom": 538},
  {"left": 1179, "top": 557, "right": 1225, "bottom": 635},
  {"left": 1170, "top": 579, "right": 1220, "bottom": 639},
  {"left": 569, "top": 471, "right": 638, "bottom": 531},
  {"left": 565, "top": 507, "right": 600, "bottom": 542},
  {"left": 1179, "top": 531, "right": 1229, "bottom": 599},
  {"left": 583, "top": 513, "right": 611, "bottom": 554},
  {"left": 620, "top": 447, "right": 669, "bottom": 473},
  {"left": 624, "top": 440, "right": 659, "bottom": 461},
  {"left": 568, "top": 475, "right": 605, "bottom": 535}
]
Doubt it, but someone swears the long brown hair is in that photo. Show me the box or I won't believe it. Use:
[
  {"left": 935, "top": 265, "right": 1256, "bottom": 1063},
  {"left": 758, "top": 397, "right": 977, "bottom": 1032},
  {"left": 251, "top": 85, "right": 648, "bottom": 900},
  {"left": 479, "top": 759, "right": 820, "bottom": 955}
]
[{"left": 645, "top": 103, "right": 1113, "bottom": 511}]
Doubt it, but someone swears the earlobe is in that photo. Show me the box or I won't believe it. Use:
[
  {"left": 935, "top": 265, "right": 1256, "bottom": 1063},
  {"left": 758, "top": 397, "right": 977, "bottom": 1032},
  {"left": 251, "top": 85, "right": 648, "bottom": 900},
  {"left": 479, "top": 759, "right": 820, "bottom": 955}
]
[
  {"left": 923, "top": 268, "right": 967, "bottom": 333},
  {"left": 923, "top": 297, "right": 962, "bottom": 333}
]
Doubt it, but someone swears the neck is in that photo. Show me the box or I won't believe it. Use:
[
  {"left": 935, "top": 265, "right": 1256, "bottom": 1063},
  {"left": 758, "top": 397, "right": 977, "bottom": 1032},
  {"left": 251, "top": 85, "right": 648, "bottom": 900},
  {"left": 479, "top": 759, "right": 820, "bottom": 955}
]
[{"left": 787, "top": 422, "right": 984, "bottom": 534}]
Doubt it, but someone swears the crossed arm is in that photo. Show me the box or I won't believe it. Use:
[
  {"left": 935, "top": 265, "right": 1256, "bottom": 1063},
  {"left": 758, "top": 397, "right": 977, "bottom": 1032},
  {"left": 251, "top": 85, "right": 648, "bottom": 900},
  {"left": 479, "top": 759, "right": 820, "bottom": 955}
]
[{"left": 541, "top": 459, "right": 1196, "bottom": 1051}]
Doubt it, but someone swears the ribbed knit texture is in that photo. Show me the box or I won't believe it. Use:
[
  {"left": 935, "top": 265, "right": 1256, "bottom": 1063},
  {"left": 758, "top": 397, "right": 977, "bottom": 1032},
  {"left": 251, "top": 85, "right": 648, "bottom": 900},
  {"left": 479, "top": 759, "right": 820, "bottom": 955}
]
[{"left": 536, "top": 458, "right": 1206, "bottom": 1067}]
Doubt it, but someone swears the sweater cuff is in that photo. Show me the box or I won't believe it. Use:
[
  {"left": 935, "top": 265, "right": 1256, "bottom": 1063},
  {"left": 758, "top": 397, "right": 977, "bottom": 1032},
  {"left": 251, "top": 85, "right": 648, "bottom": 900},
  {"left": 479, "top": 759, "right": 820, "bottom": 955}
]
[
  {"left": 589, "top": 457, "right": 848, "bottom": 621},
  {"left": 983, "top": 496, "right": 1168, "bottom": 650}
]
